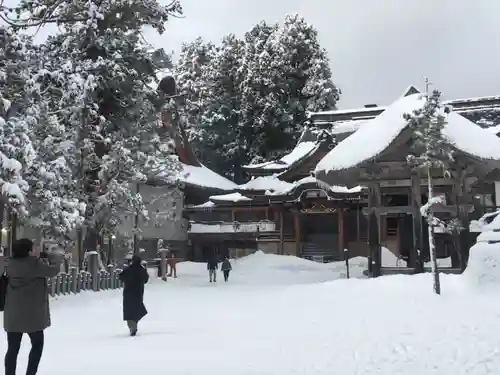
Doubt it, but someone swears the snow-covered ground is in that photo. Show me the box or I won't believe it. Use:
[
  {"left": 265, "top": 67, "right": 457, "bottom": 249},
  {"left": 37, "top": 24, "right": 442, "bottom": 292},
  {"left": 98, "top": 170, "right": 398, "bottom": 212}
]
[{"left": 2, "top": 250, "right": 500, "bottom": 375}]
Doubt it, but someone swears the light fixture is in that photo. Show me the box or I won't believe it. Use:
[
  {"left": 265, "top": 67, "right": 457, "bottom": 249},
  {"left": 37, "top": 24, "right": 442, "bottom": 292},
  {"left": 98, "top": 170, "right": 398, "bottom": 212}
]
[
  {"left": 1, "top": 228, "right": 7, "bottom": 234},
  {"left": 111, "top": 234, "right": 116, "bottom": 239}
]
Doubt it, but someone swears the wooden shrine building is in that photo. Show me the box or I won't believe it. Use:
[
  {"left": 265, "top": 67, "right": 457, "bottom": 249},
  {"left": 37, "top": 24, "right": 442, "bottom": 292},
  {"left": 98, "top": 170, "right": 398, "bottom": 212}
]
[{"left": 183, "top": 86, "right": 500, "bottom": 275}]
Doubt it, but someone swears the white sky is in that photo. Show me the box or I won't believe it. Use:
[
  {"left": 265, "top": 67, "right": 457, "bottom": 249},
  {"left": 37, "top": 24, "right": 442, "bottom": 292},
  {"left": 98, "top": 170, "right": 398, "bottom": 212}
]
[
  {"left": 6, "top": 0, "right": 500, "bottom": 109},
  {"left": 146, "top": 0, "right": 500, "bottom": 108}
]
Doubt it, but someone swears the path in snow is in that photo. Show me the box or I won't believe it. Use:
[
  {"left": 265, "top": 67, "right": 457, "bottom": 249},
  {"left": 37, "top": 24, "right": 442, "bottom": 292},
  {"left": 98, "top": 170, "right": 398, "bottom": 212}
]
[{"left": 2, "top": 252, "right": 500, "bottom": 375}]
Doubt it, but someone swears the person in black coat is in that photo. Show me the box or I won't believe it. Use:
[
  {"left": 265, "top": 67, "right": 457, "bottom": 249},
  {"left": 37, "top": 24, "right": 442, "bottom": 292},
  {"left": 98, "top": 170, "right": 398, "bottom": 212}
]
[
  {"left": 119, "top": 255, "right": 149, "bottom": 336},
  {"left": 207, "top": 256, "right": 218, "bottom": 283}
]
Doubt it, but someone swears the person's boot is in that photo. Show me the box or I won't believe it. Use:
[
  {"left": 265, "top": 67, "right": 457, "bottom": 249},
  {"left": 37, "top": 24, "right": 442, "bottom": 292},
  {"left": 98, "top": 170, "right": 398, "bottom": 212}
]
[{"left": 127, "top": 320, "right": 138, "bottom": 336}]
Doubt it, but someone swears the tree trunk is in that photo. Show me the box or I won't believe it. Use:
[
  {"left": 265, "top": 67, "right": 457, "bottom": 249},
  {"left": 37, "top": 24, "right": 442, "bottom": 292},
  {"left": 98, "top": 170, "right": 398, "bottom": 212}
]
[
  {"left": 427, "top": 168, "right": 441, "bottom": 295},
  {"left": 133, "top": 182, "right": 140, "bottom": 255}
]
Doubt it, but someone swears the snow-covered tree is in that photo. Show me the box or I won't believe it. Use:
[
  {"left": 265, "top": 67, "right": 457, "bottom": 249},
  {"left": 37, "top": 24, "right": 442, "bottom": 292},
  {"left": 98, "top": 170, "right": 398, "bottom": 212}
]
[
  {"left": 175, "top": 15, "right": 340, "bottom": 181},
  {"left": 247, "top": 14, "right": 339, "bottom": 161},
  {"left": 0, "top": 26, "right": 87, "bottom": 245},
  {"left": 404, "top": 89, "right": 454, "bottom": 295},
  {"left": 0, "top": 28, "right": 35, "bottom": 217},
  {"left": 3, "top": 0, "right": 183, "bottom": 252},
  {"left": 173, "top": 38, "right": 215, "bottom": 146},
  {"left": 198, "top": 34, "right": 246, "bottom": 180}
]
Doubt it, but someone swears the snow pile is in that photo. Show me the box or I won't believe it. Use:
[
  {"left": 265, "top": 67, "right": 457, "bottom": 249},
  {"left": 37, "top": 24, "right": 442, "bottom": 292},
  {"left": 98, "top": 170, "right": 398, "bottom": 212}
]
[
  {"left": 463, "top": 241, "right": 500, "bottom": 288},
  {"left": 470, "top": 210, "right": 500, "bottom": 242},
  {"left": 380, "top": 247, "right": 402, "bottom": 267},
  {"left": 469, "top": 210, "right": 500, "bottom": 233},
  {"left": 464, "top": 209, "right": 500, "bottom": 289},
  {"left": 179, "top": 250, "right": 368, "bottom": 285}
]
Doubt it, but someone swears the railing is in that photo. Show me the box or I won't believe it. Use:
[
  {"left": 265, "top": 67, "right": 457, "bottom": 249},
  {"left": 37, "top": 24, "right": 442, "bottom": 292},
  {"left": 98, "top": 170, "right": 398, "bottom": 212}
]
[
  {"left": 47, "top": 266, "right": 123, "bottom": 296},
  {"left": 189, "top": 220, "right": 276, "bottom": 234}
]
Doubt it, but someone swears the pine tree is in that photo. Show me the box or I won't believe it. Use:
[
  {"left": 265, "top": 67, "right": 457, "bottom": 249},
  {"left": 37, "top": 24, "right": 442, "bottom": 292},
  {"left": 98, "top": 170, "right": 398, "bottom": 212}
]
[
  {"left": 198, "top": 34, "right": 246, "bottom": 180},
  {"left": 250, "top": 14, "right": 339, "bottom": 160},
  {"left": 404, "top": 89, "right": 454, "bottom": 295},
  {"left": 173, "top": 15, "right": 340, "bottom": 181},
  {"left": 174, "top": 38, "right": 215, "bottom": 137}
]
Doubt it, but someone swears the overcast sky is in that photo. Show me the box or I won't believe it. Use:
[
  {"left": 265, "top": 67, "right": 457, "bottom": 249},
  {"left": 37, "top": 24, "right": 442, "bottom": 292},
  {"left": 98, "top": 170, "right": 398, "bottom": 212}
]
[{"left": 145, "top": 0, "right": 500, "bottom": 109}]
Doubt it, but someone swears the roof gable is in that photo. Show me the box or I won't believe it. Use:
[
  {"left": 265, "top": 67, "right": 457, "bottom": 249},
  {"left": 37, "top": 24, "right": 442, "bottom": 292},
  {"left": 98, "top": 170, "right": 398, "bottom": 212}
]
[{"left": 315, "top": 93, "right": 500, "bottom": 175}]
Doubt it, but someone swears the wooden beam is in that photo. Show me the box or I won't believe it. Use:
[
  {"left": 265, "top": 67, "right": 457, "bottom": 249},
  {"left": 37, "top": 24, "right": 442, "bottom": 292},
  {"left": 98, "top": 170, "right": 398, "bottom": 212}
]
[
  {"left": 279, "top": 209, "right": 284, "bottom": 255},
  {"left": 411, "top": 172, "right": 422, "bottom": 269},
  {"left": 361, "top": 204, "right": 474, "bottom": 216},
  {"left": 338, "top": 209, "right": 345, "bottom": 253},
  {"left": 379, "top": 177, "right": 477, "bottom": 188},
  {"left": 294, "top": 212, "right": 301, "bottom": 257}
]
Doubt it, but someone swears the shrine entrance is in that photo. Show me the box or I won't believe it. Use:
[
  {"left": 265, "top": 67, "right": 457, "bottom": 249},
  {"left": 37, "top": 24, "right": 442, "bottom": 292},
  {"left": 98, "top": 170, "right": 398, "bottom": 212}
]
[{"left": 297, "top": 195, "right": 343, "bottom": 262}]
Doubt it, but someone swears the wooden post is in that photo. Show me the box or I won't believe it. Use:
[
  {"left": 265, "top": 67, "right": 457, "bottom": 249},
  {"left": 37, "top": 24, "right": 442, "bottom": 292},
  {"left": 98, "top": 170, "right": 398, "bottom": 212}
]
[
  {"left": 279, "top": 209, "right": 284, "bottom": 255},
  {"left": 293, "top": 211, "right": 301, "bottom": 257},
  {"left": 338, "top": 208, "right": 345, "bottom": 254},
  {"left": 344, "top": 248, "right": 350, "bottom": 279},
  {"left": 452, "top": 166, "right": 470, "bottom": 271},
  {"left": 411, "top": 172, "right": 423, "bottom": 271},
  {"left": 373, "top": 183, "right": 382, "bottom": 274}
]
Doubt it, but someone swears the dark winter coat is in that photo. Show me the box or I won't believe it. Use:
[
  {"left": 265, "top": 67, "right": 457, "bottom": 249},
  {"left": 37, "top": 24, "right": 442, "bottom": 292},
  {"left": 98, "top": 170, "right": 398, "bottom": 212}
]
[
  {"left": 3, "top": 256, "right": 60, "bottom": 333},
  {"left": 119, "top": 262, "right": 149, "bottom": 322},
  {"left": 221, "top": 259, "right": 232, "bottom": 271},
  {"left": 207, "top": 259, "right": 218, "bottom": 270}
]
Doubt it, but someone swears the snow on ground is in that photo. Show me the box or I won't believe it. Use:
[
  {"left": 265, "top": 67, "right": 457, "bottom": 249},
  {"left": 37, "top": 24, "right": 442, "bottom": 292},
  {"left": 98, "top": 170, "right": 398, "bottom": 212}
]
[{"left": 2, "top": 251, "right": 500, "bottom": 375}]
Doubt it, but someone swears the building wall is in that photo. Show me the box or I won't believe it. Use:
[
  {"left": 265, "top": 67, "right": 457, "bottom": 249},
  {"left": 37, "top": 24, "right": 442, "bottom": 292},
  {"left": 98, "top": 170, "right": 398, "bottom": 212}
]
[{"left": 116, "top": 183, "right": 187, "bottom": 259}]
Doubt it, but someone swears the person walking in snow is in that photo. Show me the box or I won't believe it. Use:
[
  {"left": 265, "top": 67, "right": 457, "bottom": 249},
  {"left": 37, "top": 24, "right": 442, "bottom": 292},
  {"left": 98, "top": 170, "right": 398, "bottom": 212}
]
[
  {"left": 119, "top": 255, "right": 149, "bottom": 336},
  {"left": 3, "top": 238, "right": 61, "bottom": 375},
  {"left": 221, "top": 257, "right": 232, "bottom": 282},
  {"left": 207, "top": 256, "right": 218, "bottom": 283}
]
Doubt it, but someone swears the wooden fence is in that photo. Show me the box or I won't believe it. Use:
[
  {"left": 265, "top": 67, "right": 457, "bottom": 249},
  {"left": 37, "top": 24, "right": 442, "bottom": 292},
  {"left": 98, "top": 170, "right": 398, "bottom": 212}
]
[{"left": 47, "top": 266, "right": 123, "bottom": 296}]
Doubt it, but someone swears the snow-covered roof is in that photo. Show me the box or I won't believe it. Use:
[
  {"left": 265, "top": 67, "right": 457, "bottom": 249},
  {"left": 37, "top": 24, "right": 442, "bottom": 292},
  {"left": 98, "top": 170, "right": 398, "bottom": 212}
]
[
  {"left": 191, "top": 201, "right": 215, "bottom": 209},
  {"left": 308, "top": 106, "right": 385, "bottom": 117},
  {"left": 209, "top": 192, "right": 251, "bottom": 202},
  {"left": 444, "top": 95, "right": 500, "bottom": 105},
  {"left": 238, "top": 175, "right": 294, "bottom": 193},
  {"left": 266, "top": 176, "right": 363, "bottom": 196},
  {"left": 175, "top": 163, "right": 237, "bottom": 191},
  {"left": 315, "top": 93, "right": 500, "bottom": 174},
  {"left": 330, "top": 119, "right": 368, "bottom": 135},
  {"left": 243, "top": 141, "right": 318, "bottom": 170}
]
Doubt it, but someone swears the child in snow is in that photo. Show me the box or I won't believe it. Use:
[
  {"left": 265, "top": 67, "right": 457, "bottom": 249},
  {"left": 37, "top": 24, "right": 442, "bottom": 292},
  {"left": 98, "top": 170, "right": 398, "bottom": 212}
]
[{"left": 221, "top": 257, "right": 232, "bottom": 282}]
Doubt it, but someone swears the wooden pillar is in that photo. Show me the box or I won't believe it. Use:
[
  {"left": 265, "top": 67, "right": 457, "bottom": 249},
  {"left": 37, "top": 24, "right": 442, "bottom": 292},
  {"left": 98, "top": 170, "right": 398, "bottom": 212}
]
[
  {"left": 338, "top": 208, "right": 345, "bottom": 253},
  {"left": 411, "top": 172, "right": 423, "bottom": 271},
  {"left": 279, "top": 209, "right": 284, "bottom": 255},
  {"left": 374, "top": 183, "right": 382, "bottom": 272},
  {"left": 453, "top": 166, "right": 470, "bottom": 271},
  {"left": 368, "top": 183, "right": 381, "bottom": 276},
  {"left": 356, "top": 203, "right": 360, "bottom": 241},
  {"left": 293, "top": 211, "right": 301, "bottom": 257}
]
